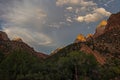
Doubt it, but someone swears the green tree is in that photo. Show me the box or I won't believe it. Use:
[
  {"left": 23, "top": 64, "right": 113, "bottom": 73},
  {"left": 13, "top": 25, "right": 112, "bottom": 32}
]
[{"left": 0, "top": 49, "right": 40, "bottom": 80}]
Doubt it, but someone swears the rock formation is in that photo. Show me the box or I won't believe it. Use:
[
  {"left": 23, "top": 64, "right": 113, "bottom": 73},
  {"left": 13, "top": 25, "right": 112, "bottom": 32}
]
[
  {"left": 0, "top": 32, "right": 48, "bottom": 59},
  {"left": 55, "top": 12, "right": 120, "bottom": 65},
  {"left": 105, "top": 12, "right": 120, "bottom": 31},
  {"left": 50, "top": 47, "right": 63, "bottom": 56},
  {"left": 74, "top": 34, "right": 86, "bottom": 43},
  {"left": 93, "top": 12, "right": 120, "bottom": 58},
  {"left": 0, "top": 31, "right": 10, "bottom": 41},
  {"left": 93, "top": 20, "right": 107, "bottom": 38},
  {"left": 12, "top": 37, "right": 23, "bottom": 42},
  {"left": 86, "top": 33, "right": 93, "bottom": 41}
]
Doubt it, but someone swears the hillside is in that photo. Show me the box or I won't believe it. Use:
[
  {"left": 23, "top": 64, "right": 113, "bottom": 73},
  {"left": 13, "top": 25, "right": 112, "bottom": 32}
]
[
  {"left": 0, "top": 31, "right": 48, "bottom": 59},
  {"left": 47, "top": 12, "right": 120, "bottom": 79},
  {"left": 51, "top": 12, "right": 120, "bottom": 63}
]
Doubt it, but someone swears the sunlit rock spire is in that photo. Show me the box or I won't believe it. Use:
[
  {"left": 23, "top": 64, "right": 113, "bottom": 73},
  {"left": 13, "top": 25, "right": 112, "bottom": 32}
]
[
  {"left": 74, "top": 34, "right": 86, "bottom": 43},
  {"left": 94, "top": 20, "right": 107, "bottom": 38}
]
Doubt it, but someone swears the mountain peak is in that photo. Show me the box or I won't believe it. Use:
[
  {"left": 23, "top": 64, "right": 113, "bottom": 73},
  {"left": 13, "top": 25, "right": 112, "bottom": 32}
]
[
  {"left": 93, "top": 20, "right": 107, "bottom": 38},
  {"left": 74, "top": 34, "right": 86, "bottom": 43},
  {"left": 72, "top": 11, "right": 120, "bottom": 64},
  {"left": 105, "top": 12, "right": 120, "bottom": 31},
  {"left": 97, "top": 20, "right": 107, "bottom": 28},
  {"left": 86, "top": 33, "right": 93, "bottom": 41},
  {"left": 0, "top": 31, "right": 10, "bottom": 41},
  {"left": 12, "top": 37, "right": 23, "bottom": 42},
  {"left": 0, "top": 31, "right": 48, "bottom": 59}
]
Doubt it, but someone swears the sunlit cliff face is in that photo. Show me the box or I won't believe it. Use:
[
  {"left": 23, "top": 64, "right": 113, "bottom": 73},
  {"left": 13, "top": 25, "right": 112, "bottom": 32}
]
[
  {"left": 97, "top": 20, "right": 107, "bottom": 28},
  {"left": 93, "top": 20, "right": 107, "bottom": 38},
  {"left": 76, "top": 20, "right": 107, "bottom": 41},
  {"left": 86, "top": 34, "right": 93, "bottom": 39},
  {"left": 75, "top": 34, "right": 86, "bottom": 42},
  {"left": 12, "top": 37, "right": 23, "bottom": 42}
]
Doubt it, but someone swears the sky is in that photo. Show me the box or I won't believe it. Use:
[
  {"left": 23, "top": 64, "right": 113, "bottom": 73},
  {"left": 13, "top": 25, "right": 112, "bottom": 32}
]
[{"left": 0, "top": 0, "right": 120, "bottom": 54}]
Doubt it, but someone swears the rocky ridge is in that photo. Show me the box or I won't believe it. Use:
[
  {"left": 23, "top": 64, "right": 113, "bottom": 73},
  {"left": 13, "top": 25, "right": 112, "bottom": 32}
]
[
  {"left": 0, "top": 31, "right": 48, "bottom": 59},
  {"left": 51, "top": 12, "right": 120, "bottom": 65},
  {"left": 0, "top": 31, "right": 10, "bottom": 41}
]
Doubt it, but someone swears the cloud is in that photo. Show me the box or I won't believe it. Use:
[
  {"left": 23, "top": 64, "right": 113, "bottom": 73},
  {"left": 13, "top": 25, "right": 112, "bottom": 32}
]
[
  {"left": 3, "top": 27, "right": 52, "bottom": 46},
  {"left": 56, "top": 0, "right": 79, "bottom": 6},
  {"left": 49, "top": 22, "right": 66, "bottom": 29},
  {"left": 1, "top": 0, "right": 75, "bottom": 53},
  {"left": 66, "top": 7, "right": 73, "bottom": 11},
  {"left": 66, "top": 17, "right": 73, "bottom": 22},
  {"left": 104, "top": 0, "right": 115, "bottom": 7},
  {"left": 49, "top": 23, "right": 61, "bottom": 29},
  {"left": 2, "top": 1, "right": 47, "bottom": 25},
  {"left": 76, "top": 8, "right": 111, "bottom": 22},
  {"left": 56, "top": 0, "right": 111, "bottom": 23},
  {"left": 56, "top": 0, "right": 96, "bottom": 6},
  {"left": 1, "top": 0, "right": 53, "bottom": 47}
]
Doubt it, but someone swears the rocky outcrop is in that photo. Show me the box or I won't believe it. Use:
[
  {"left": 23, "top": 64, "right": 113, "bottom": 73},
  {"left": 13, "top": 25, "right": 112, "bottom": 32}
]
[
  {"left": 0, "top": 32, "right": 48, "bottom": 59},
  {"left": 12, "top": 37, "right": 23, "bottom": 42},
  {"left": 58, "top": 12, "right": 120, "bottom": 65},
  {"left": 105, "top": 12, "right": 120, "bottom": 31},
  {"left": 93, "top": 12, "right": 120, "bottom": 56},
  {"left": 80, "top": 44, "right": 106, "bottom": 65},
  {"left": 50, "top": 47, "right": 63, "bottom": 56},
  {"left": 74, "top": 34, "right": 86, "bottom": 43},
  {"left": 0, "top": 31, "right": 10, "bottom": 41},
  {"left": 34, "top": 52, "right": 48, "bottom": 59},
  {"left": 86, "top": 34, "right": 93, "bottom": 41},
  {"left": 93, "top": 20, "right": 107, "bottom": 38}
]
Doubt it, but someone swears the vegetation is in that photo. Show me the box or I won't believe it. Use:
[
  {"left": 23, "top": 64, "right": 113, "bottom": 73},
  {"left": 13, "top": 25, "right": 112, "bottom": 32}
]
[
  {"left": 0, "top": 49, "right": 119, "bottom": 80},
  {"left": 0, "top": 49, "right": 40, "bottom": 80}
]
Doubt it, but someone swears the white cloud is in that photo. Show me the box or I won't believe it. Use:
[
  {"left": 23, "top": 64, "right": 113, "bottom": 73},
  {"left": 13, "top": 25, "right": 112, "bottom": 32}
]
[
  {"left": 66, "top": 17, "right": 73, "bottom": 22},
  {"left": 56, "top": 0, "right": 96, "bottom": 6},
  {"left": 66, "top": 7, "right": 73, "bottom": 11},
  {"left": 49, "top": 22, "right": 66, "bottom": 29},
  {"left": 56, "top": 0, "right": 79, "bottom": 6},
  {"left": 104, "top": 0, "right": 115, "bottom": 7},
  {"left": 76, "top": 8, "right": 111, "bottom": 22},
  {"left": 76, "top": 16, "right": 84, "bottom": 22},
  {"left": 49, "top": 23, "right": 61, "bottom": 29},
  {"left": 3, "top": 27, "right": 52, "bottom": 46},
  {"left": 2, "top": 0, "right": 53, "bottom": 46},
  {"left": 95, "top": 8, "right": 111, "bottom": 16},
  {"left": 80, "top": 0, "right": 97, "bottom": 7},
  {"left": 56, "top": 0, "right": 111, "bottom": 23},
  {"left": 3, "top": 2, "right": 47, "bottom": 25}
]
